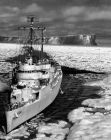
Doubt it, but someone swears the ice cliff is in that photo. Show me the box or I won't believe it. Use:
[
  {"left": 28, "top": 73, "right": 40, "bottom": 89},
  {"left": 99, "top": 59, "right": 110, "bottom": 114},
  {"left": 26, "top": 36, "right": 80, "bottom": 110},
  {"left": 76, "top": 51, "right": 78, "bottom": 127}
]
[
  {"left": 45, "top": 34, "right": 97, "bottom": 46},
  {"left": 0, "top": 34, "right": 97, "bottom": 46}
]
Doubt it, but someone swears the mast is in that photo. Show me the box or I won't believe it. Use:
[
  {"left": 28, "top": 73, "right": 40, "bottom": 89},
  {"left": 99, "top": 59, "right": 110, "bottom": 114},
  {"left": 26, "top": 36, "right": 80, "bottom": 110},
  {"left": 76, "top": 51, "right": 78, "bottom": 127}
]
[
  {"left": 38, "top": 26, "right": 46, "bottom": 61},
  {"left": 18, "top": 16, "right": 46, "bottom": 60},
  {"left": 27, "top": 16, "right": 35, "bottom": 56},
  {"left": 27, "top": 16, "right": 46, "bottom": 60},
  {"left": 18, "top": 16, "right": 38, "bottom": 57}
]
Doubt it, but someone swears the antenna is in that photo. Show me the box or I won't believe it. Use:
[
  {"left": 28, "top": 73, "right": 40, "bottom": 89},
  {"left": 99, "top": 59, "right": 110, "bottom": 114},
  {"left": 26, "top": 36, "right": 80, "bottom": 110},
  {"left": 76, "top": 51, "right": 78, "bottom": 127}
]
[
  {"left": 27, "top": 15, "right": 39, "bottom": 25},
  {"left": 27, "top": 16, "right": 35, "bottom": 24}
]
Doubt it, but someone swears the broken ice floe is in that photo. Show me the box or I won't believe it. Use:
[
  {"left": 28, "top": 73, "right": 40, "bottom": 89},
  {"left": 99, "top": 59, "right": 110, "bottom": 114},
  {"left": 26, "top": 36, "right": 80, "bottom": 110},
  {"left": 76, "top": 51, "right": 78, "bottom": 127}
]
[{"left": 67, "top": 75, "right": 111, "bottom": 140}]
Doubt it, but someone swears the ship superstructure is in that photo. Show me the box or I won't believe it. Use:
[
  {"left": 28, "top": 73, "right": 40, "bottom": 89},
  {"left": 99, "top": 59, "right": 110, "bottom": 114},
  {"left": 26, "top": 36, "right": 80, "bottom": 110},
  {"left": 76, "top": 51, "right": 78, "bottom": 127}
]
[{"left": 0, "top": 16, "right": 62, "bottom": 133}]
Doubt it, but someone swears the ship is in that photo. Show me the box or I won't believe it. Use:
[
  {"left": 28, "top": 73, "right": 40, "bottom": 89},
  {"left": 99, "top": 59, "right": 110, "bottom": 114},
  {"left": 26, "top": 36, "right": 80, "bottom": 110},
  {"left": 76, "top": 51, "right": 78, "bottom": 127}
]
[{"left": 0, "top": 16, "right": 62, "bottom": 133}]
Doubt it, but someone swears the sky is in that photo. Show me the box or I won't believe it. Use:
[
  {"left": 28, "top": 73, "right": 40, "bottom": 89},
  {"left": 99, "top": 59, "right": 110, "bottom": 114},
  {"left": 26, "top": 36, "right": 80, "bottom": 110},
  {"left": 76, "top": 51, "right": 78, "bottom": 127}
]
[{"left": 0, "top": 0, "right": 111, "bottom": 39}]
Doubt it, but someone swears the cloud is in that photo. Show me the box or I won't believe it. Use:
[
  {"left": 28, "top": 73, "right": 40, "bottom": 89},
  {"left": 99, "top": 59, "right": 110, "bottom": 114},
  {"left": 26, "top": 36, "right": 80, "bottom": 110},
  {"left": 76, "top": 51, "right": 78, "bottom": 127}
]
[
  {"left": 0, "top": 6, "right": 20, "bottom": 24},
  {"left": 5, "top": 6, "right": 19, "bottom": 12},
  {"left": 39, "top": 17, "right": 54, "bottom": 22},
  {"left": 85, "top": 7, "right": 111, "bottom": 20},
  {"left": 0, "top": 13, "right": 14, "bottom": 18},
  {"left": 0, "top": 6, "right": 20, "bottom": 14},
  {"left": 60, "top": 6, "right": 85, "bottom": 24},
  {"left": 24, "top": 3, "right": 43, "bottom": 13},
  {"left": 1, "top": 1, "right": 111, "bottom": 36},
  {"left": 61, "top": 6, "right": 111, "bottom": 24},
  {"left": 19, "top": 16, "right": 27, "bottom": 23},
  {"left": 62, "top": 6, "right": 85, "bottom": 17},
  {"left": 65, "top": 17, "right": 78, "bottom": 22}
]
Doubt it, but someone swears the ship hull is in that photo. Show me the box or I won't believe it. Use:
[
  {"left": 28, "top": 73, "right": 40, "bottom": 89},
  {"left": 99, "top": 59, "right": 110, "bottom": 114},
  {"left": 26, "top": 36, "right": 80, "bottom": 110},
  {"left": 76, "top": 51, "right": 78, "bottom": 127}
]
[{"left": 5, "top": 72, "right": 62, "bottom": 133}]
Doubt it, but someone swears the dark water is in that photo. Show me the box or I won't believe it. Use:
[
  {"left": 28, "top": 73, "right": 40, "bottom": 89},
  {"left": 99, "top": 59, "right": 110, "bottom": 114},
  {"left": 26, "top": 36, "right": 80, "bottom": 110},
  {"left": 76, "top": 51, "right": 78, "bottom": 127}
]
[{"left": 43, "top": 72, "right": 105, "bottom": 119}]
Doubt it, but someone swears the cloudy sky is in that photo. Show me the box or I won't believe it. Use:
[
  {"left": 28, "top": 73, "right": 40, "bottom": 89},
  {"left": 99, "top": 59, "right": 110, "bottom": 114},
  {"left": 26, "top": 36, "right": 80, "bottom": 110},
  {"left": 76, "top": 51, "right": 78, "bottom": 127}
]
[{"left": 0, "top": 0, "right": 111, "bottom": 38}]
